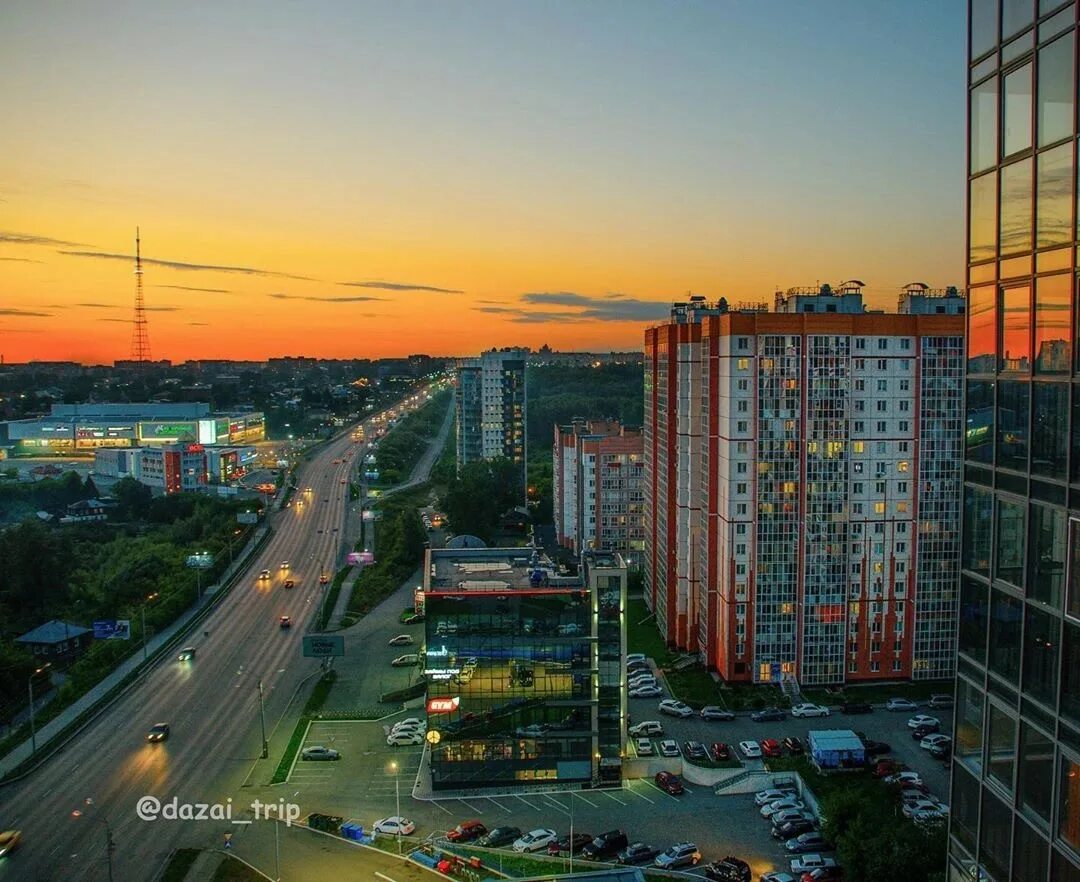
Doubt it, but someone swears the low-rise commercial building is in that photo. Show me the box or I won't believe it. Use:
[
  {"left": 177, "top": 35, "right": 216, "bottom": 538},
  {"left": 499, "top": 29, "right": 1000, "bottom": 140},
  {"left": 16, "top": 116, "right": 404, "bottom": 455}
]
[{"left": 421, "top": 547, "right": 626, "bottom": 792}]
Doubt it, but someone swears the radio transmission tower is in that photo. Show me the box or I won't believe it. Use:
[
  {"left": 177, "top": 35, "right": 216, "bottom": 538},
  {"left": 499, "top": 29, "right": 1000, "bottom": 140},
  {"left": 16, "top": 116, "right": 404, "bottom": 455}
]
[{"left": 130, "top": 227, "right": 152, "bottom": 363}]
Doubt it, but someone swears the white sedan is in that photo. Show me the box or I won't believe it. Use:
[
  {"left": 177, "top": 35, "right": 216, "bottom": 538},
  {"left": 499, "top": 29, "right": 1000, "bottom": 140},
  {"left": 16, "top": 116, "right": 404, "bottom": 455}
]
[
  {"left": 907, "top": 715, "right": 940, "bottom": 729},
  {"left": 791, "top": 703, "right": 830, "bottom": 718},
  {"left": 902, "top": 799, "right": 948, "bottom": 819},
  {"left": 387, "top": 731, "right": 423, "bottom": 746},
  {"left": 739, "top": 740, "right": 763, "bottom": 759},
  {"left": 513, "top": 828, "right": 558, "bottom": 853},
  {"left": 630, "top": 684, "right": 663, "bottom": 698},
  {"left": 761, "top": 798, "right": 805, "bottom": 818},
  {"left": 373, "top": 817, "right": 416, "bottom": 835},
  {"left": 920, "top": 734, "right": 951, "bottom": 751},
  {"left": 658, "top": 699, "right": 694, "bottom": 718},
  {"left": 635, "top": 738, "right": 655, "bottom": 757},
  {"left": 388, "top": 634, "right": 414, "bottom": 646},
  {"left": 755, "top": 788, "right": 797, "bottom": 806},
  {"left": 659, "top": 739, "right": 680, "bottom": 758}
]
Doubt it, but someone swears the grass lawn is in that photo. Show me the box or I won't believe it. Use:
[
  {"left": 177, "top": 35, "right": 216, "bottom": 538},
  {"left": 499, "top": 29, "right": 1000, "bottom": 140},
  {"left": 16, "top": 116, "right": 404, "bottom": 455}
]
[
  {"left": 160, "top": 848, "right": 201, "bottom": 882},
  {"left": 800, "top": 679, "right": 954, "bottom": 707},
  {"left": 625, "top": 598, "right": 673, "bottom": 664},
  {"left": 664, "top": 666, "right": 725, "bottom": 709},
  {"left": 211, "top": 855, "right": 265, "bottom": 882},
  {"left": 717, "top": 681, "right": 788, "bottom": 711},
  {"left": 764, "top": 755, "right": 890, "bottom": 808}
]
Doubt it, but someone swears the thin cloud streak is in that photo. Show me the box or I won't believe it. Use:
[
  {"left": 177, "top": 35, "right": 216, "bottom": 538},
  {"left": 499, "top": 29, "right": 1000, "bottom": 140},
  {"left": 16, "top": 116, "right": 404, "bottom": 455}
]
[
  {"left": 59, "top": 250, "right": 315, "bottom": 280},
  {"left": 339, "top": 280, "right": 463, "bottom": 294},
  {"left": 270, "top": 293, "right": 385, "bottom": 303},
  {"left": 0, "top": 230, "right": 86, "bottom": 247},
  {"left": 0, "top": 308, "right": 52, "bottom": 317},
  {"left": 0, "top": 257, "right": 43, "bottom": 263},
  {"left": 157, "top": 284, "right": 231, "bottom": 294}
]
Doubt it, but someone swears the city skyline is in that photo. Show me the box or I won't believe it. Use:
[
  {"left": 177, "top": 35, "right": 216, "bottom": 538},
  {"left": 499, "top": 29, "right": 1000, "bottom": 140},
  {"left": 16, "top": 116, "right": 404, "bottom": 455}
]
[{"left": 1, "top": 1, "right": 963, "bottom": 363}]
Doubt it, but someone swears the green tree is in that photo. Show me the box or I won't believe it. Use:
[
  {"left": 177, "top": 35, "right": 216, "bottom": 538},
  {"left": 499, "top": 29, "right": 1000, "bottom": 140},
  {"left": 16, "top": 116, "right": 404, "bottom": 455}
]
[{"left": 111, "top": 477, "right": 152, "bottom": 521}]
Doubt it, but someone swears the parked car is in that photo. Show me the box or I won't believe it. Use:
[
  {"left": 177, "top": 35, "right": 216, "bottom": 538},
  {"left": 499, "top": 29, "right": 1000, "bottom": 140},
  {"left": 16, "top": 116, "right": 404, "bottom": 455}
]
[
  {"left": 703, "top": 857, "right": 752, "bottom": 882},
  {"left": 581, "top": 830, "right": 629, "bottom": 861},
  {"left": 862, "top": 739, "right": 891, "bottom": 757},
  {"left": 790, "top": 855, "right": 837, "bottom": 875},
  {"left": 761, "top": 874, "right": 798, "bottom": 882},
  {"left": 841, "top": 702, "right": 873, "bottom": 715},
  {"left": 659, "top": 739, "right": 680, "bottom": 758},
  {"left": 655, "top": 771, "right": 685, "bottom": 795},
  {"left": 908, "top": 714, "right": 940, "bottom": 729},
  {"left": 386, "top": 731, "right": 423, "bottom": 746},
  {"left": 630, "top": 685, "right": 663, "bottom": 698},
  {"left": 711, "top": 742, "right": 731, "bottom": 761},
  {"left": 513, "top": 829, "right": 558, "bottom": 853},
  {"left": 783, "top": 736, "right": 805, "bottom": 755},
  {"left": 773, "top": 819, "right": 816, "bottom": 840},
  {"left": 902, "top": 799, "right": 949, "bottom": 819},
  {"left": 617, "top": 842, "right": 663, "bottom": 866},
  {"left": 884, "top": 771, "right": 925, "bottom": 788},
  {"left": 800, "top": 867, "right": 843, "bottom": 882},
  {"left": 873, "top": 759, "right": 907, "bottom": 778},
  {"left": 403, "top": 613, "right": 424, "bottom": 624},
  {"left": 391, "top": 654, "right": 419, "bottom": 667},
  {"left": 739, "top": 740, "right": 763, "bottom": 759},
  {"left": 388, "top": 634, "right": 414, "bottom": 646},
  {"left": 785, "top": 832, "right": 831, "bottom": 854},
  {"left": 301, "top": 746, "right": 340, "bottom": 761},
  {"left": 762, "top": 798, "right": 806, "bottom": 819},
  {"left": 683, "top": 741, "right": 708, "bottom": 760},
  {"left": 886, "top": 697, "right": 918, "bottom": 712},
  {"left": 701, "top": 705, "right": 736, "bottom": 721},
  {"left": 628, "top": 674, "right": 658, "bottom": 689},
  {"left": 751, "top": 707, "right": 787, "bottom": 722},
  {"left": 928, "top": 741, "right": 953, "bottom": 759},
  {"left": 912, "top": 724, "right": 940, "bottom": 741},
  {"left": 447, "top": 820, "right": 487, "bottom": 842},
  {"left": 655, "top": 841, "right": 702, "bottom": 869},
  {"left": 761, "top": 738, "right": 783, "bottom": 758},
  {"left": 929, "top": 693, "right": 954, "bottom": 709},
  {"left": 373, "top": 817, "right": 415, "bottom": 835},
  {"left": 478, "top": 826, "right": 522, "bottom": 848},
  {"left": 771, "top": 810, "right": 815, "bottom": 830},
  {"left": 0, "top": 830, "right": 21, "bottom": 858},
  {"left": 629, "top": 720, "right": 664, "bottom": 737},
  {"left": 755, "top": 787, "right": 798, "bottom": 806},
  {"left": 549, "top": 832, "right": 594, "bottom": 855},
  {"left": 635, "top": 738, "right": 655, "bottom": 757},
  {"left": 659, "top": 699, "right": 694, "bottom": 718},
  {"left": 791, "top": 703, "right": 830, "bottom": 718},
  {"left": 920, "top": 734, "right": 952, "bottom": 751}
]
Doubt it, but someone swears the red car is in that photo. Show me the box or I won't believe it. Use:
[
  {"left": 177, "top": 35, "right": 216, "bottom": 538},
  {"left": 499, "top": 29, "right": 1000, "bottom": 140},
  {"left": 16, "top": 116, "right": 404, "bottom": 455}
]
[
  {"left": 319, "top": 573, "right": 330, "bottom": 585},
  {"left": 760, "top": 738, "right": 782, "bottom": 758},
  {"left": 655, "top": 771, "right": 684, "bottom": 795},
  {"left": 710, "top": 742, "right": 730, "bottom": 761},
  {"left": 284, "top": 579, "right": 295, "bottom": 589},
  {"left": 873, "top": 759, "right": 906, "bottom": 778},
  {"left": 447, "top": 820, "right": 487, "bottom": 842}
]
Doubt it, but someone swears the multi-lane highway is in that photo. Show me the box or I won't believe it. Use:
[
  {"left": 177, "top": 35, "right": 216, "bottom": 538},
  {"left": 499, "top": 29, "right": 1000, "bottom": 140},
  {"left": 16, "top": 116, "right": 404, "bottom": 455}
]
[{"left": 0, "top": 394, "right": 434, "bottom": 882}]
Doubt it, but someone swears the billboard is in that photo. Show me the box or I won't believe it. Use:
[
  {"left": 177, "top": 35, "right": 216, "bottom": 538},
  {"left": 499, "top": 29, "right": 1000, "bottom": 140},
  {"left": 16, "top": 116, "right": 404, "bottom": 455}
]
[
  {"left": 93, "top": 620, "right": 131, "bottom": 640},
  {"left": 302, "top": 635, "right": 345, "bottom": 658},
  {"left": 237, "top": 511, "right": 259, "bottom": 525},
  {"left": 186, "top": 552, "right": 214, "bottom": 568},
  {"left": 427, "top": 696, "right": 460, "bottom": 714}
]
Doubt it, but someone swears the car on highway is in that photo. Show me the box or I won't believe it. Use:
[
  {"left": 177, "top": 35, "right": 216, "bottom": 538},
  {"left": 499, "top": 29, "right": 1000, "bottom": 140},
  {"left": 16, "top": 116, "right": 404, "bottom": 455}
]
[
  {"left": 259, "top": 569, "right": 271, "bottom": 581},
  {"left": 908, "top": 714, "right": 940, "bottom": 729},
  {"left": 783, "top": 736, "right": 804, "bottom": 755},
  {"left": 886, "top": 697, "right": 918, "bottom": 712},
  {"left": 658, "top": 739, "right": 680, "bottom": 758},
  {"left": 711, "top": 742, "right": 731, "bottom": 761},
  {"left": 478, "top": 826, "right": 521, "bottom": 848},
  {"left": 703, "top": 857, "right": 752, "bottom": 882},
  {"left": 785, "top": 832, "right": 831, "bottom": 854},
  {"left": 387, "top": 731, "right": 423, "bottom": 746},
  {"left": 756, "top": 787, "right": 798, "bottom": 806},
  {"left": 388, "top": 634, "right": 414, "bottom": 646},
  {"left": 629, "top": 720, "right": 663, "bottom": 737},
  {"left": 581, "top": 830, "right": 629, "bottom": 861},
  {"left": 630, "top": 684, "right": 663, "bottom": 698},
  {"left": 177, "top": 647, "right": 196, "bottom": 662},
  {"left": 549, "top": 832, "right": 594, "bottom": 855},
  {"left": 513, "top": 828, "right": 558, "bottom": 853},
  {"left": 0, "top": 830, "right": 22, "bottom": 858},
  {"left": 146, "top": 723, "right": 170, "bottom": 743},
  {"left": 761, "top": 738, "right": 783, "bottom": 758},
  {"left": 790, "top": 855, "right": 837, "bottom": 875},
  {"left": 739, "top": 740, "right": 763, "bottom": 759},
  {"left": 635, "top": 738, "right": 654, "bottom": 757},
  {"left": 373, "top": 816, "right": 415, "bottom": 835},
  {"left": 751, "top": 707, "right": 787, "bottom": 722},
  {"left": 284, "top": 579, "right": 295, "bottom": 589},
  {"left": 791, "top": 703, "right": 830, "bottom": 718},
  {"left": 280, "top": 561, "right": 290, "bottom": 570},
  {"left": 279, "top": 616, "right": 291, "bottom": 629},
  {"left": 655, "top": 771, "right": 685, "bottom": 794},
  {"left": 391, "top": 654, "right": 419, "bottom": 667},
  {"left": 654, "top": 841, "right": 702, "bottom": 869},
  {"left": 301, "top": 746, "right": 341, "bottom": 761},
  {"left": 616, "top": 842, "right": 662, "bottom": 865},
  {"left": 762, "top": 797, "right": 806, "bottom": 819},
  {"left": 319, "top": 573, "right": 330, "bottom": 585},
  {"left": 701, "top": 705, "right": 736, "bottom": 721},
  {"left": 658, "top": 699, "right": 693, "bottom": 718},
  {"left": 446, "top": 820, "right": 487, "bottom": 842}
]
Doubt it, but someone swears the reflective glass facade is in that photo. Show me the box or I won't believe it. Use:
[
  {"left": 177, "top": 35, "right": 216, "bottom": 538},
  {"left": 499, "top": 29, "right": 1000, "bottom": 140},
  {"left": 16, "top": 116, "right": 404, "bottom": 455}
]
[
  {"left": 956, "top": 2, "right": 1080, "bottom": 878},
  {"left": 423, "top": 550, "right": 625, "bottom": 791}
]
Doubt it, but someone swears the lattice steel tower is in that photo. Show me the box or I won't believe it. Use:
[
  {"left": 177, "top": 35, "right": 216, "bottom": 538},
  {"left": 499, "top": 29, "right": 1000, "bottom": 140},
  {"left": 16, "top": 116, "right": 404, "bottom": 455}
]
[{"left": 130, "top": 227, "right": 151, "bottom": 363}]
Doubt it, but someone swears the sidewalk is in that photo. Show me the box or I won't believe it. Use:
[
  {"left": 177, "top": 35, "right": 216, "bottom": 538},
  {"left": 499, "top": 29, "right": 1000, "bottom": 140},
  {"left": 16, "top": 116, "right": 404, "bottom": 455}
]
[{"left": 0, "top": 527, "right": 269, "bottom": 781}]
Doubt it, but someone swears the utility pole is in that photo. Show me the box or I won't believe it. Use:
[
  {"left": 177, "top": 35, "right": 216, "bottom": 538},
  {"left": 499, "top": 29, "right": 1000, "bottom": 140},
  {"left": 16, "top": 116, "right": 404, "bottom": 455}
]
[{"left": 258, "top": 679, "right": 268, "bottom": 758}]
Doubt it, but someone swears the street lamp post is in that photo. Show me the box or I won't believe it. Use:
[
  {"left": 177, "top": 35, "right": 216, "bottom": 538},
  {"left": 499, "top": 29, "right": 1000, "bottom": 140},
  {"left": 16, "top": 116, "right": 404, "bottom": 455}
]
[
  {"left": 73, "top": 798, "right": 115, "bottom": 882},
  {"left": 258, "top": 679, "right": 268, "bottom": 759},
  {"left": 141, "top": 593, "right": 159, "bottom": 663},
  {"left": 390, "top": 760, "right": 401, "bottom": 854},
  {"left": 28, "top": 663, "right": 51, "bottom": 755}
]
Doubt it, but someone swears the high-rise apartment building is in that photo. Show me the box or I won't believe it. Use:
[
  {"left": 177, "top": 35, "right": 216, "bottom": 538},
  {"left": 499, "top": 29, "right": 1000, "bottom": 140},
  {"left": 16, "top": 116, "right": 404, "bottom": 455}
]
[
  {"left": 951, "top": 3, "right": 1080, "bottom": 880},
  {"left": 454, "top": 348, "right": 527, "bottom": 489},
  {"left": 644, "top": 284, "right": 965, "bottom": 686},
  {"left": 553, "top": 419, "right": 646, "bottom": 563}
]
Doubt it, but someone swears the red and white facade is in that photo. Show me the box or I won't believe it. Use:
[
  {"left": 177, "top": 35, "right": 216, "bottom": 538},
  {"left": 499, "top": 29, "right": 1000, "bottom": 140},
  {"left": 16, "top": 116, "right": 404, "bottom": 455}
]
[
  {"left": 139, "top": 443, "right": 209, "bottom": 495},
  {"left": 553, "top": 419, "right": 645, "bottom": 563},
  {"left": 645, "top": 285, "right": 965, "bottom": 685}
]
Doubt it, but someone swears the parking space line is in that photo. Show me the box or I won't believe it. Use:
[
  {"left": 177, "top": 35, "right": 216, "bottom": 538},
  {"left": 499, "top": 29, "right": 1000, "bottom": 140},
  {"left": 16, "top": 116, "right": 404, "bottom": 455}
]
[
  {"left": 430, "top": 800, "right": 454, "bottom": 815},
  {"left": 541, "top": 796, "right": 570, "bottom": 816},
  {"left": 573, "top": 793, "right": 598, "bottom": 808},
  {"left": 600, "top": 790, "right": 627, "bottom": 806},
  {"left": 625, "top": 785, "right": 656, "bottom": 804},
  {"left": 458, "top": 799, "right": 484, "bottom": 814},
  {"left": 514, "top": 794, "right": 540, "bottom": 810},
  {"left": 487, "top": 797, "right": 513, "bottom": 813}
]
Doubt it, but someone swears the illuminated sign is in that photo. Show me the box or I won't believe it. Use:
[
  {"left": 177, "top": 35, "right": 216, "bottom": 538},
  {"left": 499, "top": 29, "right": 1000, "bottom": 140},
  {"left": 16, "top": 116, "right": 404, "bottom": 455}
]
[
  {"left": 427, "top": 697, "right": 460, "bottom": 714},
  {"left": 426, "top": 646, "right": 450, "bottom": 658},
  {"left": 424, "top": 668, "right": 460, "bottom": 680}
]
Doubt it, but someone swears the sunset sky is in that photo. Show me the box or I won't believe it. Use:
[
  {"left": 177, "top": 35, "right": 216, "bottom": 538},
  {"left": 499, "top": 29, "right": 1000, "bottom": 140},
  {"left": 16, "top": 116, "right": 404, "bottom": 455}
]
[{"left": 1, "top": 1, "right": 964, "bottom": 364}]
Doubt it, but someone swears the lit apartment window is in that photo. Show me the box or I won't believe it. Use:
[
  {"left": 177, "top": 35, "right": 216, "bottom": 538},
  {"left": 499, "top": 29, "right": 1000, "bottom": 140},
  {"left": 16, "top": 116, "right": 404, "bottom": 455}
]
[
  {"left": 897, "top": 501, "right": 908, "bottom": 513},
  {"left": 783, "top": 481, "right": 796, "bottom": 494},
  {"left": 737, "top": 358, "right": 749, "bottom": 370},
  {"left": 853, "top": 441, "right": 864, "bottom": 453},
  {"left": 897, "top": 461, "right": 909, "bottom": 472},
  {"left": 874, "top": 502, "right": 885, "bottom": 514}
]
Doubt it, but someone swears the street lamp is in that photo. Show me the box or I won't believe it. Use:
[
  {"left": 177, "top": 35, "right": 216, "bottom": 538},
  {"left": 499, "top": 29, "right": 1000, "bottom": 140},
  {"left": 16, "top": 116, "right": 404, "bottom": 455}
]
[
  {"left": 258, "top": 679, "right": 268, "bottom": 759},
  {"left": 389, "top": 760, "right": 402, "bottom": 854},
  {"left": 72, "top": 798, "right": 115, "bottom": 882},
  {"left": 141, "top": 593, "right": 159, "bottom": 663},
  {"left": 28, "top": 663, "right": 51, "bottom": 754}
]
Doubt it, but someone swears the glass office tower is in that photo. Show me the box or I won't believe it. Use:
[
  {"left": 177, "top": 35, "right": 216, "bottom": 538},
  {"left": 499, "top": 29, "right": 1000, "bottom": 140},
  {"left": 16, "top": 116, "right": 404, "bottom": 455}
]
[{"left": 956, "top": 2, "right": 1080, "bottom": 879}]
